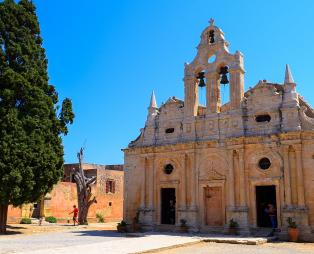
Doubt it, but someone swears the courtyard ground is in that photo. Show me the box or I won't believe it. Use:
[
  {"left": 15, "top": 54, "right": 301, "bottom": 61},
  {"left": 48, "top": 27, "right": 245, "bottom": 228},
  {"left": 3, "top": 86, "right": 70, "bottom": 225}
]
[
  {"left": 0, "top": 223, "right": 200, "bottom": 254},
  {"left": 153, "top": 242, "right": 314, "bottom": 254},
  {"left": 0, "top": 223, "right": 313, "bottom": 254}
]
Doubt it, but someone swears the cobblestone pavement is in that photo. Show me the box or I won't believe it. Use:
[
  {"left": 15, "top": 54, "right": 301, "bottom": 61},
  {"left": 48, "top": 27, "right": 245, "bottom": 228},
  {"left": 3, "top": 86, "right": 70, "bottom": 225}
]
[{"left": 154, "top": 242, "right": 314, "bottom": 254}]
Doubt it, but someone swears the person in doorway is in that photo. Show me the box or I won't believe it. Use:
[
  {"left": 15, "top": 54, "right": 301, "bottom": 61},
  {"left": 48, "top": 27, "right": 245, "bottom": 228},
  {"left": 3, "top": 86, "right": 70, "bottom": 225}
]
[
  {"left": 69, "top": 205, "right": 79, "bottom": 226},
  {"left": 168, "top": 200, "right": 175, "bottom": 224},
  {"left": 264, "top": 203, "right": 277, "bottom": 234}
]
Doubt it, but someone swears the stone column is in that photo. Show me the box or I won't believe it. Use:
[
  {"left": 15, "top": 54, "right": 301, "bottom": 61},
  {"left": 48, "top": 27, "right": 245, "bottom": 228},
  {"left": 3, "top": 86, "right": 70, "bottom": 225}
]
[
  {"left": 140, "top": 157, "right": 146, "bottom": 208},
  {"left": 238, "top": 149, "right": 246, "bottom": 207},
  {"left": 229, "top": 69, "right": 244, "bottom": 110},
  {"left": 153, "top": 156, "right": 157, "bottom": 224},
  {"left": 295, "top": 145, "right": 305, "bottom": 207},
  {"left": 190, "top": 152, "right": 197, "bottom": 209},
  {"left": 181, "top": 154, "right": 187, "bottom": 208},
  {"left": 282, "top": 146, "right": 292, "bottom": 206},
  {"left": 206, "top": 72, "right": 220, "bottom": 114},
  {"left": 148, "top": 156, "right": 154, "bottom": 209},
  {"left": 184, "top": 75, "right": 198, "bottom": 117},
  {"left": 228, "top": 150, "right": 235, "bottom": 207}
]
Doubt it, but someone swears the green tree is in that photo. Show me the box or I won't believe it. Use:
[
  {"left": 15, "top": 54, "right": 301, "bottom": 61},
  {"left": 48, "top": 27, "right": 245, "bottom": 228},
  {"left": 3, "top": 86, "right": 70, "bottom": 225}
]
[{"left": 0, "top": 0, "right": 74, "bottom": 233}]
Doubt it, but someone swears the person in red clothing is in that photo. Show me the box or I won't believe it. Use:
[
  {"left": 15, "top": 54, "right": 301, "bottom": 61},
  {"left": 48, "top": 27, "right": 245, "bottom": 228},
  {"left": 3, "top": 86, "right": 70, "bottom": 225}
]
[{"left": 69, "top": 205, "right": 79, "bottom": 226}]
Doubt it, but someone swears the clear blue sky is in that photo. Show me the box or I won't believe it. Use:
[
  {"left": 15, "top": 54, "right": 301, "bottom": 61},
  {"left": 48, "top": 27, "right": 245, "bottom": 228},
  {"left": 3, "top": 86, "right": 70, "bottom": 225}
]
[{"left": 33, "top": 0, "right": 314, "bottom": 165}]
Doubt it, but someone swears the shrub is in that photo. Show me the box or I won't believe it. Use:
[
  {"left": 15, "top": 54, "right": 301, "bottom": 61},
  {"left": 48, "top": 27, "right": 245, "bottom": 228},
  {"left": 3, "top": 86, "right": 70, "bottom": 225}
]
[
  {"left": 96, "top": 213, "right": 105, "bottom": 223},
  {"left": 20, "top": 218, "right": 32, "bottom": 224},
  {"left": 45, "top": 216, "right": 57, "bottom": 223},
  {"left": 287, "top": 217, "right": 297, "bottom": 228},
  {"left": 180, "top": 219, "right": 187, "bottom": 226},
  {"left": 133, "top": 211, "right": 140, "bottom": 224},
  {"left": 117, "top": 220, "right": 127, "bottom": 227},
  {"left": 229, "top": 218, "right": 239, "bottom": 228}
]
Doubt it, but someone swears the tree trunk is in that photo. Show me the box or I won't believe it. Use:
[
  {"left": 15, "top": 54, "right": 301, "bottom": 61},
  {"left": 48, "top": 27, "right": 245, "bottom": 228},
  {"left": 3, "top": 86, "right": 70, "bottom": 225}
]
[
  {"left": 0, "top": 204, "right": 8, "bottom": 234},
  {"left": 74, "top": 148, "right": 96, "bottom": 225}
]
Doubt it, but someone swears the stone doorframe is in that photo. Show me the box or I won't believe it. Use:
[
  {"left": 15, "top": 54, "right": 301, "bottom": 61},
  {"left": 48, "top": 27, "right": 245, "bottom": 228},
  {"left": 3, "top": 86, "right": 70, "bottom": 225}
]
[
  {"left": 199, "top": 180, "right": 226, "bottom": 227},
  {"left": 156, "top": 180, "right": 180, "bottom": 226},
  {"left": 248, "top": 178, "right": 283, "bottom": 228}
]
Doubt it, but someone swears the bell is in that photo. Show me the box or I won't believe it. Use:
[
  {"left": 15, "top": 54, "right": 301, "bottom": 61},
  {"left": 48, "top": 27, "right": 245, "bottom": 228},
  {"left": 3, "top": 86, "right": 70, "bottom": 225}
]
[
  {"left": 197, "top": 72, "right": 206, "bottom": 87},
  {"left": 198, "top": 77, "right": 206, "bottom": 87},
  {"left": 219, "top": 66, "right": 229, "bottom": 84},
  {"left": 220, "top": 74, "right": 229, "bottom": 84},
  {"left": 209, "top": 30, "right": 215, "bottom": 44}
]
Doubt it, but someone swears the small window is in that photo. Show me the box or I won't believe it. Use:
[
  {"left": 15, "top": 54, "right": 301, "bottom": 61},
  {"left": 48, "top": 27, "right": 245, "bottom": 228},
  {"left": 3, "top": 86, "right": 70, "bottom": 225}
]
[
  {"left": 164, "top": 164, "right": 174, "bottom": 175},
  {"left": 106, "top": 180, "right": 115, "bottom": 193},
  {"left": 109, "top": 202, "right": 112, "bottom": 207},
  {"left": 259, "top": 158, "right": 271, "bottom": 170},
  {"left": 33, "top": 203, "right": 38, "bottom": 208},
  {"left": 255, "top": 114, "right": 271, "bottom": 123},
  {"left": 165, "top": 128, "right": 174, "bottom": 134}
]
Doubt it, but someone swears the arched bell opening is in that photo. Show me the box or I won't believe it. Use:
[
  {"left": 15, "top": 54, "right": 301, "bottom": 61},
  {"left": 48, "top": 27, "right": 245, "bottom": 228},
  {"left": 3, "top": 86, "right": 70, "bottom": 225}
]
[
  {"left": 208, "top": 29, "right": 215, "bottom": 44},
  {"left": 217, "top": 65, "right": 230, "bottom": 107},
  {"left": 195, "top": 70, "right": 207, "bottom": 109}
]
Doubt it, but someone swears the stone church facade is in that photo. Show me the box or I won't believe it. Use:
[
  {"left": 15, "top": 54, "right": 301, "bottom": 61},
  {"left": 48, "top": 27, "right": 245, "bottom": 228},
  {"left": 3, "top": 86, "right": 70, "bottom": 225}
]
[{"left": 123, "top": 21, "right": 314, "bottom": 241}]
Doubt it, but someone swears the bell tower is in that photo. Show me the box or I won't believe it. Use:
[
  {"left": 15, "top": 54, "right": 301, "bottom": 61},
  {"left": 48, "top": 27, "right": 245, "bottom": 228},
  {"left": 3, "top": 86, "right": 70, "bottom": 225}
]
[{"left": 184, "top": 19, "right": 245, "bottom": 118}]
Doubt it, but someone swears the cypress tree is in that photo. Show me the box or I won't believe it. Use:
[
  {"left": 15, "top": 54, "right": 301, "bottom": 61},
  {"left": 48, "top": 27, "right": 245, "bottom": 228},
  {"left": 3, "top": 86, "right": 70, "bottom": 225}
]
[{"left": 0, "top": 0, "right": 74, "bottom": 233}]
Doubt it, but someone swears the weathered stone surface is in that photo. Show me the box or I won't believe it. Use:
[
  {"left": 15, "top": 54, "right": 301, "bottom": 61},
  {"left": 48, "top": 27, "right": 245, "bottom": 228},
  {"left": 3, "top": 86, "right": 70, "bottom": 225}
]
[{"left": 124, "top": 21, "right": 314, "bottom": 241}]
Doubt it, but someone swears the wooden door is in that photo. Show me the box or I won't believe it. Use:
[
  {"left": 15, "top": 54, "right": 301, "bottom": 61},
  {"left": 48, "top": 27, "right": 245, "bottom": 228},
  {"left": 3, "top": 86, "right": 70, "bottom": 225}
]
[{"left": 204, "top": 186, "right": 223, "bottom": 226}]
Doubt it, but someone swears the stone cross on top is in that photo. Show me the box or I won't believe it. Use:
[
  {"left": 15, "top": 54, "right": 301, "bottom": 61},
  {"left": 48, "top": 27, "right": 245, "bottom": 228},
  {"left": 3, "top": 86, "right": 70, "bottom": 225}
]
[{"left": 209, "top": 18, "right": 215, "bottom": 26}]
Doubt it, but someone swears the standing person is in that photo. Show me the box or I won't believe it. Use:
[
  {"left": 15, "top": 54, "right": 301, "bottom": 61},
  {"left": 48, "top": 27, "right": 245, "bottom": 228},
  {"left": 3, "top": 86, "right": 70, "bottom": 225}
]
[
  {"left": 265, "top": 203, "right": 276, "bottom": 235},
  {"left": 69, "top": 205, "right": 79, "bottom": 226},
  {"left": 168, "top": 200, "right": 175, "bottom": 225}
]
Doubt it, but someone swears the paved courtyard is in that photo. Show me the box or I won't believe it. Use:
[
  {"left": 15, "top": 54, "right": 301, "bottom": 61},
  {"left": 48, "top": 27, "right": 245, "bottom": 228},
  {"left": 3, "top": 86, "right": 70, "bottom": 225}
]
[
  {"left": 1, "top": 224, "right": 313, "bottom": 254},
  {"left": 0, "top": 224, "right": 200, "bottom": 254},
  {"left": 154, "top": 242, "right": 314, "bottom": 254}
]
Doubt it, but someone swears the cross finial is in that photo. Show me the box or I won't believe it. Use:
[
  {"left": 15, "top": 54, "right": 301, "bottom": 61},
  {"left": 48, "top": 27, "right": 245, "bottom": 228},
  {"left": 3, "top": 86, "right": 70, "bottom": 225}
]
[{"left": 209, "top": 18, "right": 215, "bottom": 26}]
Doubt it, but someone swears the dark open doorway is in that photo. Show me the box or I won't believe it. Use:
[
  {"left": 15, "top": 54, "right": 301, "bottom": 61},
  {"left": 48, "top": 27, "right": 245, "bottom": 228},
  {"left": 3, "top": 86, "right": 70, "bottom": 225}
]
[
  {"left": 161, "top": 188, "right": 176, "bottom": 225},
  {"left": 256, "top": 185, "right": 277, "bottom": 227}
]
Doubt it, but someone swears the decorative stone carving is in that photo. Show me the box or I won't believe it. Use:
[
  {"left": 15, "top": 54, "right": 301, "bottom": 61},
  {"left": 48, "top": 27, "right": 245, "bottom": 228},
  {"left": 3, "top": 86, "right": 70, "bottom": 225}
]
[{"left": 300, "top": 106, "right": 314, "bottom": 130}]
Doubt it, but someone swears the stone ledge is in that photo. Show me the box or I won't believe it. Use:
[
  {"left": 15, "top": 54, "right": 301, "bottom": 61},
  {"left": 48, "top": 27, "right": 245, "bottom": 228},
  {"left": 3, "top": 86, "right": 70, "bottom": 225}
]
[{"left": 131, "top": 235, "right": 277, "bottom": 254}]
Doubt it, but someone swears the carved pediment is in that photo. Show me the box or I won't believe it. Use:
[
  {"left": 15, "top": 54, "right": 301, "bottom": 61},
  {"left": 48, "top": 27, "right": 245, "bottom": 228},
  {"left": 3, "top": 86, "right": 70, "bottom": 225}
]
[{"left": 199, "top": 161, "right": 226, "bottom": 180}]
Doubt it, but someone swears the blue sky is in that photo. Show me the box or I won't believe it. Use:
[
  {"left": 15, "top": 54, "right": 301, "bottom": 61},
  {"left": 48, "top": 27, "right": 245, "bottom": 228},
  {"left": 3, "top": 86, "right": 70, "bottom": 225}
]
[{"left": 33, "top": 0, "right": 314, "bottom": 164}]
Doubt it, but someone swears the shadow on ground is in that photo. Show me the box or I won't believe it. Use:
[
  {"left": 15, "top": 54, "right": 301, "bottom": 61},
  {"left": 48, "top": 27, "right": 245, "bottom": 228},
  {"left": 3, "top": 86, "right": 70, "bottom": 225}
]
[
  {"left": 72, "top": 230, "right": 129, "bottom": 237},
  {"left": 0, "top": 225, "right": 25, "bottom": 235}
]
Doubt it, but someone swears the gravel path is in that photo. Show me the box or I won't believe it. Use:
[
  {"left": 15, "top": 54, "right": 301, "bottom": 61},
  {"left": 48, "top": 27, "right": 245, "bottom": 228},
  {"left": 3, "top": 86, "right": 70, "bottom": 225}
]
[{"left": 154, "top": 242, "right": 314, "bottom": 254}]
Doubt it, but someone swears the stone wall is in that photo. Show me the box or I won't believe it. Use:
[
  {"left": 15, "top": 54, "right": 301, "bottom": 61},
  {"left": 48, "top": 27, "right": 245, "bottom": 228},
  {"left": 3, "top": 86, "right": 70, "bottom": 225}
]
[{"left": 7, "top": 163, "right": 124, "bottom": 224}]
